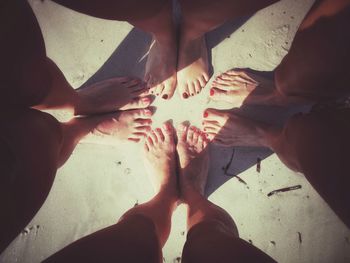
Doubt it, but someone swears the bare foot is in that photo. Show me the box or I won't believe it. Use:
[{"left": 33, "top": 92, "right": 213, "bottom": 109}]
[
  {"left": 143, "top": 123, "right": 178, "bottom": 196},
  {"left": 144, "top": 38, "right": 177, "bottom": 100},
  {"left": 210, "top": 69, "right": 275, "bottom": 106},
  {"left": 177, "top": 36, "right": 209, "bottom": 99},
  {"left": 75, "top": 77, "right": 152, "bottom": 115},
  {"left": 176, "top": 124, "right": 209, "bottom": 201},
  {"left": 202, "top": 108, "right": 280, "bottom": 147},
  {"left": 84, "top": 108, "right": 153, "bottom": 142}
]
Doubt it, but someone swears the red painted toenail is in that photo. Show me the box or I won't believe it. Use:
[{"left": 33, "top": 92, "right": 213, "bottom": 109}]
[
  {"left": 183, "top": 93, "right": 189, "bottom": 99},
  {"left": 162, "top": 94, "right": 168, "bottom": 100},
  {"left": 144, "top": 109, "right": 152, "bottom": 116},
  {"left": 210, "top": 89, "right": 214, "bottom": 96},
  {"left": 203, "top": 111, "right": 208, "bottom": 118}
]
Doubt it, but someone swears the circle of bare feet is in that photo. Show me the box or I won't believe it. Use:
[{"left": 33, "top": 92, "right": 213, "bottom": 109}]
[{"left": 3, "top": 1, "right": 350, "bottom": 263}]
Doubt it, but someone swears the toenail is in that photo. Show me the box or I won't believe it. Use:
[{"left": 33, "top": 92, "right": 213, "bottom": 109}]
[
  {"left": 156, "top": 128, "right": 161, "bottom": 132},
  {"left": 203, "top": 111, "right": 208, "bottom": 118},
  {"left": 183, "top": 93, "right": 189, "bottom": 99},
  {"left": 144, "top": 109, "right": 152, "bottom": 116},
  {"left": 197, "top": 91, "right": 200, "bottom": 94},
  {"left": 210, "top": 89, "right": 214, "bottom": 96},
  {"left": 142, "top": 97, "right": 150, "bottom": 103},
  {"left": 156, "top": 93, "right": 159, "bottom": 96},
  {"left": 162, "top": 94, "right": 168, "bottom": 100}
]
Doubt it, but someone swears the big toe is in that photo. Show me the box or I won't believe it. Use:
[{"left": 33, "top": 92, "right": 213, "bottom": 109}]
[
  {"left": 209, "top": 88, "right": 233, "bottom": 103},
  {"left": 124, "top": 96, "right": 153, "bottom": 110},
  {"left": 161, "top": 79, "right": 176, "bottom": 100},
  {"left": 177, "top": 123, "right": 188, "bottom": 142},
  {"left": 178, "top": 83, "right": 190, "bottom": 99},
  {"left": 203, "top": 108, "right": 228, "bottom": 124}
]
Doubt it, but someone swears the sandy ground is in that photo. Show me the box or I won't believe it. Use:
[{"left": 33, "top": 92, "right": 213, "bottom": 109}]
[{"left": 1, "top": 0, "right": 350, "bottom": 262}]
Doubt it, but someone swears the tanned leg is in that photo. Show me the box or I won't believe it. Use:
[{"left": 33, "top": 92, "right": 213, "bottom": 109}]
[
  {"left": 53, "top": 0, "right": 178, "bottom": 100},
  {"left": 177, "top": 0, "right": 277, "bottom": 99},
  {"left": 44, "top": 123, "right": 178, "bottom": 262},
  {"left": 176, "top": 124, "right": 275, "bottom": 262}
]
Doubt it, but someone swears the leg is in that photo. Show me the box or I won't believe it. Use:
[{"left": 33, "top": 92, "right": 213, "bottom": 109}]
[
  {"left": 210, "top": 0, "right": 350, "bottom": 106},
  {"left": 201, "top": 106, "right": 350, "bottom": 228},
  {"left": 45, "top": 123, "right": 178, "bottom": 262},
  {"left": 0, "top": 109, "right": 63, "bottom": 253},
  {"left": 53, "top": 0, "right": 178, "bottom": 100},
  {"left": 275, "top": 0, "right": 350, "bottom": 101},
  {"left": 269, "top": 108, "right": 350, "bottom": 228},
  {"left": 1, "top": 1, "right": 151, "bottom": 114},
  {"left": 176, "top": 0, "right": 277, "bottom": 99},
  {"left": 176, "top": 124, "right": 275, "bottom": 262}
]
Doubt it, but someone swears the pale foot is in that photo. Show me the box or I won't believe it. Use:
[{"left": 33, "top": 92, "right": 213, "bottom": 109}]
[
  {"left": 144, "top": 38, "right": 177, "bottom": 100},
  {"left": 87, "top": 108, "right": 153, "bottom": 142},
  {"left": 176, "top": 124, "right": 209, "bottom": 201},
  {"left": 75, "top": 77, "right": 152, "bottom": 116},
  {"left": 210, "top": 69, "right": 275, "bottom": 106},
  {"left": 202, "top": 108, "right": 279, "bottom": 147},
  {"left": 143, "top": 123, "right": 178, "bottom": 195},
  {"left": 177, "top": 36, "right": 209, "bottom": 99}
]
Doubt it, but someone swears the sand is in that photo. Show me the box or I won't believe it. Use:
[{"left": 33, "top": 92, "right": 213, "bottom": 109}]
[{"left": 1, "top": 0, "right": 350, "bottom": 262}]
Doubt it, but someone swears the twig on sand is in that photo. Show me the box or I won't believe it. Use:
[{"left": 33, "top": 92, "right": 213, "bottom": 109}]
[
  {"left": 298, "top": 232, "right": 302, "bottom": 244},
  {"left": 223, "top": 148, "right": 235, "bottom": 174},
  {"left": 222, "top": 148, "right": 248, "bottom": 186},
  {"left": 267, "top": 185, "right": 302, "bottom": 197},
  {"left": 256, "top": 158, "right": 261, "bottom": 173}
]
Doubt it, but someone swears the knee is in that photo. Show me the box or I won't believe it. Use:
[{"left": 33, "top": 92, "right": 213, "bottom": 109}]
[
  {"left": 182, "top": 221, "right": 238, "bottom": 263},
  {"left": 274, "top": 64, "right": 299, "bottom": 99},
  {"left": 1, "top": 109, "right": 63, "bottom": 175},
  {"left": 117, "top": 214, "right": 162, "bottom": 262}
]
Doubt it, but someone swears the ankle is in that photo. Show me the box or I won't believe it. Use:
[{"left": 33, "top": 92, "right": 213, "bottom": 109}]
[{"left": 256, "top": 123, "right": 282, "bottom": 148}]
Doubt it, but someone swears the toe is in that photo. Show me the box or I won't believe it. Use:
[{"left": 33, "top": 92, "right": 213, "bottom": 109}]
[
  {"left": 205, "top": 132, "right": 216, "bottom": 141},
  {"left": 147, "top": 135, "right": 154, "bottom": 147},
  {"left": 189, "top": 83, "right": 196, "bottom": 97},
  {"left": 155, "top": 127, "right": 165, "bottom": 142},
  {"left": 203, "top": 73, "right": 209, "bottom": 83},
  {"left": 135, "top": 118, "right": 152, "bottom": 126},
  {"left": 125, "top": 96, "right": 152, "bottom": 110},
  {"left": 135, "top": 126, "right": 152, "bottom": 133},
  {"left": 194, "top": 80, "right": 201, "bottom": 94},
  {"left": 213, "top": 76, "right": 231, "bottom": 86},
  {"left": 132, "top": 108, "right": 153, "bottom": 119},
  {"left": 187, "top": 126, "right": 195, "bottom": 142},
  {"left": 162, "top": 122, "right": 174, "bottom": 142},
  {"left": 198, "top": 76, "right": 206, "bottom": 88},
  {"left": 177, "top": 123, "right": 188, "bottom": 142},
  {"left": 198, "top": 132, "right": 208, "bottom": 149},
  {"left": 209, "top": 88, "right": 232, "bottom": 102},
  {"left": 203, "top": 108, "right": 228, "bottom": 125},
  {"left": 179, "top": 84, "right": 190, "bottom": 99},
  {"left": 161, "top": 80, "right": 176, "bottom": 100},
  {"left": 203, "top": 125, "right": 219, "bottom": 133},
  {"left": 128, "top": 138, "right": 141, "bottom": 143},
  {"left": 192, "top": 128, "right": 200, "bottom": 144},
  {"left": 149, "top": 130, "right": 158, "bottom": 144},
  {"left": 155, "top": 84, "right": 165, "bottom": 96},
  {"left": 226, "top": 70, "right": 258, "bottom": 85}
]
